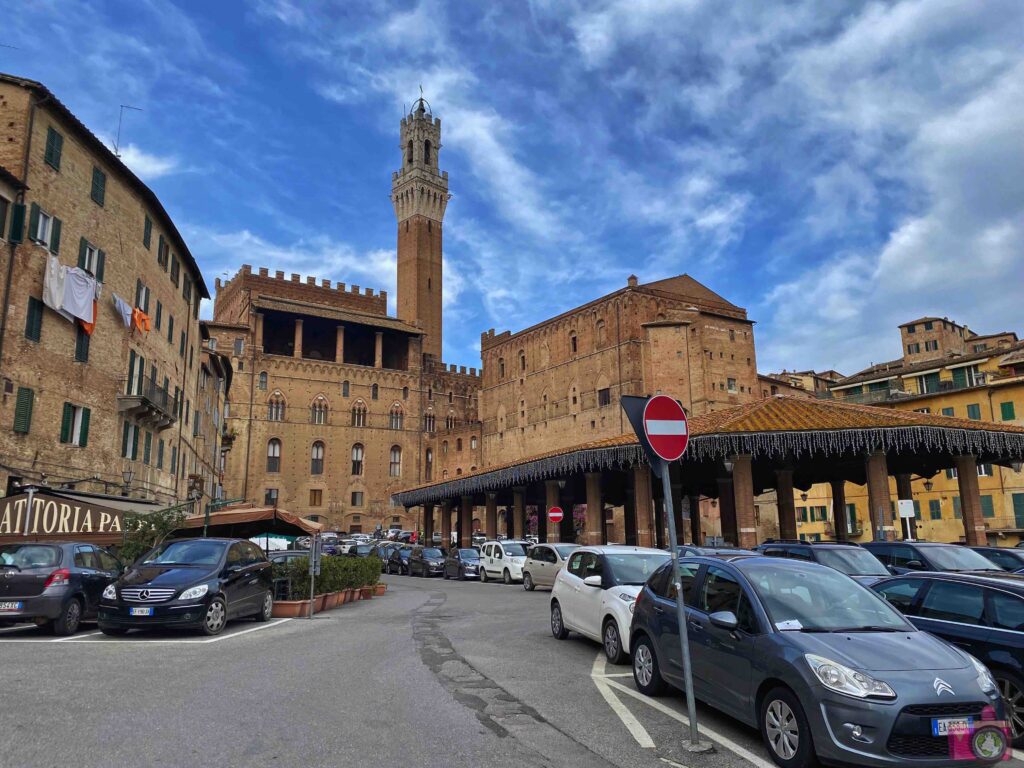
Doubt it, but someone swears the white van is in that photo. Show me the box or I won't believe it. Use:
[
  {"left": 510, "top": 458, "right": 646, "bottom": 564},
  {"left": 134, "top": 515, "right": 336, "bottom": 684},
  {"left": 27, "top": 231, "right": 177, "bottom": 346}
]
[{"left": 479, "top": 540, "right": 531, "bottom": 584}]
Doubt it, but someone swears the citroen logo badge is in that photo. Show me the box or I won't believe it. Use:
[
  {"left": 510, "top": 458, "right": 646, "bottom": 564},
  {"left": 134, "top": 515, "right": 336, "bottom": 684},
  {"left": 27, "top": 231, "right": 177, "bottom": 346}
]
[
  {"left": 139, "top": 589, "right": 150, "bottom": 600},
  {"left": 934, "top": 677, "right": 955, "bottom": 696}
]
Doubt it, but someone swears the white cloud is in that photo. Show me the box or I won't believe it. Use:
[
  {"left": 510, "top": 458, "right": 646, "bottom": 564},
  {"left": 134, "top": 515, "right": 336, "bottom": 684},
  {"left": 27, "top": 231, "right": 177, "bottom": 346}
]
[{"left": 116, "top": 143, "right": 181, "bottom": 180}]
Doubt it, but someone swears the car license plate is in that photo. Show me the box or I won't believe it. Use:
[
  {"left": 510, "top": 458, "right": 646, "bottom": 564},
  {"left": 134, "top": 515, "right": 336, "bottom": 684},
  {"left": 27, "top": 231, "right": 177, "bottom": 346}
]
[
  {"left": 932, "top": 717, "right": 972, "bottom": 736},
  {"left": 129, "top": 607, "right": 154, "bottom": 617},
  {"left": 0, "top": 601, "right": 23, "bottom": 611}
]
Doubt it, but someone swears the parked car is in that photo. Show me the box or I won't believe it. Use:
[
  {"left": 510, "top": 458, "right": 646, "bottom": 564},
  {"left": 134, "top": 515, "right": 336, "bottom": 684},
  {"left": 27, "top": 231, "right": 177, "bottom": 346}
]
[
  {"left": 0, "top": 542, "right": 122, "bottom": 635},
  {"left": 443, "top": 548, "right": 481, "bottom": 580},
  {"left": 755, "top": 541, "right": 890, "bottom": 585},
  {"left": 295, "top": 536, "right": 313, "bottom": 550},
  {"left": 863, "top": 540, "right": 1001, "bottom": 575},
  {"left": 551, "top": 546, "right": 671, "bottom": 664},
  {"left": 371, "top": 542, "right": 400, "bottom": 570},
  {"left": 630, "top": 556, "right": 1009, "bottom": 767},
  {"left": 268, "top": 549, "right": 310, "bottom": 566},
  {"left": 408, "top": 546, "right": 446, "bottom": 577},
  {"left": 347, "top": 544, "right": 376, "bottom": 558},
  {"left": 970, "top": 546, "right": 1024, "bottom": 573},
  {"left": 385, "top": 546, "right": 413, "bottom": 575},
  {"left": 98, "top": 538, "right": 273, "bottom": 636},
  {"left": 479, "top": 540, "right": 531, "bottom": 584},
  {"left": 677, "top": 545, "right": 757, "bottom": 558},
  {"left": 522, "top": 543, "right": 580, "bottom": 591},
  {"left": 873, "top": 571, "right": 1024, "bottom": 744}
]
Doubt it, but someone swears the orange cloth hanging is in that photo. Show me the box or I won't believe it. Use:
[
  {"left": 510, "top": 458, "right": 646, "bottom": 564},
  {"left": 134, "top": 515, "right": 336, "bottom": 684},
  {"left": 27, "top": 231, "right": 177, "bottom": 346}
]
[
  {"left": 78, "top": 300, "right": 98, "bottom": 335},
  {"left": 131, "top": 308, "right": 151, "bottom": 334}
]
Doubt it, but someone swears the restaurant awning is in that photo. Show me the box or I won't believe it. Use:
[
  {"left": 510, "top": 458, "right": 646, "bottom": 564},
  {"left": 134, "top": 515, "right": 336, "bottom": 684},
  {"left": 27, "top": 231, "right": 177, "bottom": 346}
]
[{"left": 175, "top": 505, "right": 324, "bottom": 539}]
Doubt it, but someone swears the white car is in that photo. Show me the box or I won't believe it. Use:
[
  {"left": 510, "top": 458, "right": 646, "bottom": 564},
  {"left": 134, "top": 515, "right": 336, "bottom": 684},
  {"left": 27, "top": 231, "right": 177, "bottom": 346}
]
[
  {"left": 550, "top": 546, "right": 671, "bottom": 664},
  {"left": 479, "top": 540, "right": 531, "bottom": 584},
  {"left": 522, "top": 542, "right": 581, "bottom": 591}
]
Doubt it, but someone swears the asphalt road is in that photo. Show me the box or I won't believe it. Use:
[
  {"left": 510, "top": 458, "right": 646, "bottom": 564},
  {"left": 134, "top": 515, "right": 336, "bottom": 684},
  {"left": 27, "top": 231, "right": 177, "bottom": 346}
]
[{"left": 2, "top": 573, "right": 1022, "bottom": 768}]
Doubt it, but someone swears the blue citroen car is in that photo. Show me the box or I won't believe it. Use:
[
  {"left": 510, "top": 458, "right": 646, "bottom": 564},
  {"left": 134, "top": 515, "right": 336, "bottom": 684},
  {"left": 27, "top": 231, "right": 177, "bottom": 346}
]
[{"left": 630, "top": 556, "right": 1009, "bottom": 767}]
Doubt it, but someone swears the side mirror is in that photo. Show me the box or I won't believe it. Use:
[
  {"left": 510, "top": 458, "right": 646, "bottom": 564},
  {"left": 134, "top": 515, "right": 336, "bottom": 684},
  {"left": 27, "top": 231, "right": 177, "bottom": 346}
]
[
  {"left": 709, "top": 610, "right": 739, "bottom": 631},
  {"left": 905, "top": 560, "right": 925, "bottom": 570},
  {"left": 887, "top": 564, "right": 899, "bottom": 574},
  {"left": 583, "top": 575, "right": 603, "bottom": 587}
]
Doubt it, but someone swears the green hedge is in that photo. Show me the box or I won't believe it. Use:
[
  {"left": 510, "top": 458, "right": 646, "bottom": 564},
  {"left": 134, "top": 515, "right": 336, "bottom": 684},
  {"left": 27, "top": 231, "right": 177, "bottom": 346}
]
[{"left": 272, "top": 555, "right": 380, "bottom": 600}]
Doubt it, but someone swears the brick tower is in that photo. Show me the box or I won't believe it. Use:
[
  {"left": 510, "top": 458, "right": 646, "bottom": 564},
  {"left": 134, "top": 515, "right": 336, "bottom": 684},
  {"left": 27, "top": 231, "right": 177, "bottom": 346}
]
[{"left": 392, "top": 95, "right": 449, "bottom": 360}]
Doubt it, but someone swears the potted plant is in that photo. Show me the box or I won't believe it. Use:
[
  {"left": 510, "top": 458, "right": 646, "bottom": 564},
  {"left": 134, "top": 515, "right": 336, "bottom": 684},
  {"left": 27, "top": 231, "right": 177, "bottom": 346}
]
[{"left": 271, "top": 559, "right": 312, "bottom": 617}]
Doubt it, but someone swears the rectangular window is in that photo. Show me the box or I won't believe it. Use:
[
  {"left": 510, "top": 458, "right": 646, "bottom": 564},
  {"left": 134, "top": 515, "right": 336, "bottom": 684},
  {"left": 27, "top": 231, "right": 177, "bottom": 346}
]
[
  {"left": 953, "top": 496, "right": 962, "bottom": 519},
  {"left": 44, "top": 126, "right": 63, "bottom": 169},
  {"left": 351, "top": 491, "right": 364, "bottom": 507},
  {"left": 157, "top": 235, "right": 169, "bottom": 269},
  {"left": 264, "top": 488, "right": 278, "bottom": 506},
  {"left": 143, "top": 431, "right": 152, "bottom": 465},
  {"left": 28, "top": 203, "right": 61, "bottom": 253},
  {"left": 168, "top": 315, "right": 174, "bottom": 344},
  {"left": 946, "top": 466, "right": 958, "bottom": 480},
  {"left": 0, "top": 196, "right": 9, "bottom": 239},
  {"left": 24, "top": 296, "right": 43, "bottom": 341},
  {"left": 12, "top": 387, "right": 34, "bottom": 434},
  {"left": 309, "top": 489, "right": 322, "bottom": 507},
  {"left": 183, "top": 279, "right": 192, "bottom": 304},
  {"left": 233, "top": 338, "right": 244, "bottom": 356},
  {"left": 924, "top": 339, "right": 938, "bottom": 352},
  {"left": 134, "top": 279, "right": 151, "bottom": 313},
  {"left": 981, "top": 495, "right": 995, "bottom": 518},
  {"left": 597, "top": 387, "right": 611, "bottom": 407},
  {"left": 967, "top": 403, "right": 981, "bottom": 420},
  {"left": 1001, "top": 402, "right": 1016, "bottom": 421},
  {"left": 907, "top": 324, "right": 916, "bottom": 334},
  {"left": 121, "top": 421, "right": 139, "bottom": 460},
  {"left": 846, "top": 503, "right": 857, "bottom": 532},
  {"left": 929, "top": 499, "right": 941, "bottom": 520},
  {"left": 179, "top": 331, "right": 186, "bottom": 357},
  {"left": 941, "top": 407, "right": 954, "bottom": 417},
  {"left": 170, "top": 445, "right": 178, "bottom": 474},
  {"left": 74, "top": 325, "right": 90, "bottom": 362},
  {"left": 978, "top": 463, "right": 993, "bottom": 477},
  {"left": 143, "top": 216, "right": 152, "bottom": 249},
  {"left": 907, "top": 343, "right": 920, "bottom": 354},
  {"left": 157, "top": 439, "right": 164, "bottom": 470},
  {"left": 923, "top": 321, "right": 933, "bottom": 331},
  {"left": 1014, "top": 494, "right": 1024, "bottom": 529},
  {"left": 90, "top": 166, "right": 106, "bottom": 206},
  {"left": 727, "top": 378, "right": 737, "bottom": 393},
  {"left": 58, "top": 403, "right": 90, "bottom": 447},
  {"left": 170, "top": 254, "right": 180, "bottom": 287},
  {"left": 155, "top": 301, "right": 162, "bottom": 331},
  {"left": 77, "top": 238, "right": 105, "bottom": 280}
]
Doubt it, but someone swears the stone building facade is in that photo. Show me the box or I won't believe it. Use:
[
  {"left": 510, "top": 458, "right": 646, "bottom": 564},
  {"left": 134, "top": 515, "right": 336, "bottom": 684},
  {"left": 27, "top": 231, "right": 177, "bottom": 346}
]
[{"left": 0, "top": 73, "right": 220, "bottom": 509}]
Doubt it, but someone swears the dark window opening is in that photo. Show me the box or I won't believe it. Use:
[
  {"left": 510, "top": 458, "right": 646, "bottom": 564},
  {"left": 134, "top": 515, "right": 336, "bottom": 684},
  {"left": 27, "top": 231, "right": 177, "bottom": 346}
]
[
  {"left": 262, "top": 309, "right": 296, "bottom": 356},
  {"left": 407, "top": 140, "right": 413, "bottom": 165},
  {"left": 382, "top": 332, "right": 409, "bottom": 370},
  {"left": 301, "top": 314, "right": 338, "bottom": 361},
  {"left": 424, "top": 140, "right": 431, "bottom": 165},
  {"left": 342, "top": 323, "right": 376, "bottom": 367}
]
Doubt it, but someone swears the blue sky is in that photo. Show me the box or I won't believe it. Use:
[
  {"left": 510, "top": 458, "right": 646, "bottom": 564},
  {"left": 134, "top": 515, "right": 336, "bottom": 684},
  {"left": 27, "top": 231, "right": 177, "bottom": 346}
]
[{"left": 7, "top": 0, "right": 1023, "bottom": 376}]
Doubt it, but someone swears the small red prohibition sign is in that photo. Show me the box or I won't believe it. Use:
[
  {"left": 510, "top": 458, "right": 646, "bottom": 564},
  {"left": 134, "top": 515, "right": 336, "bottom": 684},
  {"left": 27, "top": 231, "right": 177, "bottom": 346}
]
[
  {"left": 643, "top": 395, "right": 689, "bottom": 462},
  {"left": 548, "top": 506, "right": 564, "bottom": 523}
]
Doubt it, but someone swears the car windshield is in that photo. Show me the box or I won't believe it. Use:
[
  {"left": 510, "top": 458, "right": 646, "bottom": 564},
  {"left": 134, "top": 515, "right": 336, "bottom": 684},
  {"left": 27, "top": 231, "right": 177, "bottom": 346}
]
[
  {"left": 815, "top": 548, "right": 889, "bottom": 576},
  {"left": 142, "top": 540, "right": 225, "bottom": 566},
  {"left": 925, "top": 546, "right": 999, "bottom": 571},
  {"left": 502, "top": 544, "right": 527, "bottom": 557},
  {"left": 458, "top": 548, "right": 479, "bottom": 560},
  {"left": 605, "top": 553, "right": 672, "bottom": 586},
  {"left": 554, "top": 545, "right": 579, "bottom": 558},
  {"left": 423, "top": 548, "right": 443, "bottom": 558},
  {"left": 0, "top": 544, "right": 60, "bottom": 569},
  {"left": 398, "top": 548, "right": 412, "bottom": 557},
  {"left": 355, "top": 545, "right": 373, "bottom": 554},
  {"left": 745, "top": 561, "right": 911, "bottom": 632}
]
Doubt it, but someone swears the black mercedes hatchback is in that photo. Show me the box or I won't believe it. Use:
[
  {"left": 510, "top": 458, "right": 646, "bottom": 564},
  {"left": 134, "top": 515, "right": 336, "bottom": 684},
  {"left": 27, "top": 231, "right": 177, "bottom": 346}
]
[{"left": 98, "top": 538, "right": 273, "bottom": 636}]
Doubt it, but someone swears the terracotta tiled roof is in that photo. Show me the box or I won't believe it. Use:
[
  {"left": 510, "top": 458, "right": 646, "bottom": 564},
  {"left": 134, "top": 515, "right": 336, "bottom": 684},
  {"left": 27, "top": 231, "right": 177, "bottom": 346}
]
[
  {"left": 837, "top": 340, "right": 1024, "bottom": 386},
  {"left": 253, "top": 296, "right": 421, "bottom": 334}
]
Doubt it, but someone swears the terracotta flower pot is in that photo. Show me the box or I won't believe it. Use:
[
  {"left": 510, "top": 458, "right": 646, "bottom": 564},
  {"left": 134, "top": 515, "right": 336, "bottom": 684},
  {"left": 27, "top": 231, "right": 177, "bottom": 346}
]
[
  {"left": 323, "top": 592, "right": 341, "bottom": 610},
  {"left": 313, "top": 594, "right": 327, "bottom": 612},
  {"left": 271, "top": 600, "right": 310, "bottom": 618},
  {"left": 347, "top": 588, "right": 359, "bottom": 602},
  {"left": 360, "top": 586, "right": 373, "bottom": 600},
  {"left": 373, "top": 584, "right": 386, "bottom": 596}
]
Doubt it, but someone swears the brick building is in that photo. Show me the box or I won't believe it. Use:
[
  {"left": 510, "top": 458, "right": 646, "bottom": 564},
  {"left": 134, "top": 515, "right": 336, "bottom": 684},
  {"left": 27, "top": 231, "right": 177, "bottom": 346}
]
[{"left": 0, "top": 73, "right": 222, "bottom": 509}]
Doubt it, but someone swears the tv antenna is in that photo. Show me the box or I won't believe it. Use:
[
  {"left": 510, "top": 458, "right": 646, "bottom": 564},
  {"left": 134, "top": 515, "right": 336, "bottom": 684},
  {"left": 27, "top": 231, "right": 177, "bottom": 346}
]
[{"left": 114, "top": 104, "right": 143, "bottom": 157}]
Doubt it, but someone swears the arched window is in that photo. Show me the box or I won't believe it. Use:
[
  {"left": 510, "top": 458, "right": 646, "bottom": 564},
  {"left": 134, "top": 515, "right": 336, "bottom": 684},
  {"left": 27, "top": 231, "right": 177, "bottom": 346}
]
[
  {"left": 456, "top": 438, "right": 463, "bottom": 452},
  {"left": 268, "top": 395, "right": 285, "bottom": 422},
  {"left": 427, "top": 387, "right": 433, "bottom": 401},
  {"left": 371, "top": 384, "right": 379, "bottom": 400},
  {"left": 310, "top": 441, "right": 324, "bottom": 474},
  {"left": 424, "top": 411, "right": 435, "bottom": 432},
  {"left": 442, "top": 470, "right": 449, "bottom": 480},
  {"left": 442, "top": 440, "right": 448, "bottom": 454},
  {"left": 407, "top": 139, "right": 413, "bottom": 165},
  {"left": 569, "top": 331, "right": 578, "bottom": 355},
  {"left": 456, "top": 468, "right": 462, "bottom": 476},
  {"left": 402, "top": 386, "right": 409, "bottom": 400},
  {"left": 425, "top": 448, "right": 433, "bottom": 481},
  {"left": 258, "top": 371, "right": 267, "bottom": 390},
  {"left": 209, "top": 338, "right": 218, "bottom": 351},
  {"left": 351, "top": 443, "right": 364, "bottom": 476},
  {"left": 341, "top": 380, "right": 350, "bottom": 397},
  {"left": 266, "top": 439, "right": 281, "bottom": 472},
  {"left": 519, "top": 350, "right": 526, "bottom": 372},
  {"left": 498, "top": 357, "right": 505, "bottom": 378},
  {"left": 471, "top": 436, "right": 478, "bottom": 450},
  {"left": 310, "top": 396, "right": 328, "bottom": 425},
  {"left": 446, "top": 412, "right": 456, "bottom": 430},
  {"left": 389, "top": 445, "right": 402, "bottom": 477},
  {"left": 389, "top": 403, "right": 404, "bottom": 430},
  {"left": 596, "top": 319, "right": 607, "bottom": 346},
  {"left": 424, "top": 140, "right": 431, "bottom": 165},
  {"left": 447, "top": 390, "right": 453, "bottom": 404},
  {"left": 351, "top": 400, "right": 367, "bottom": 427}
]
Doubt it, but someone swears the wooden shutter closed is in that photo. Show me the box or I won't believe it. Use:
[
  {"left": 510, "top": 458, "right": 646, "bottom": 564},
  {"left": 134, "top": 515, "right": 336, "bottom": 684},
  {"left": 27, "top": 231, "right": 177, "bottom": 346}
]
[
  {"left": 8, "top": 203, "right": 25, "bottom": 243},
  {"left": 13, "top": 387, "right": 33, "bottom": 433},
  {"left": 96, "top": 250, "right": 105, "bottom": 282},
  {"left": 79, "top": 408, "right": 90, "bottom": 447},
  {"left": 60, "top": 402, "right": 74, "bottom": 443},
  {"left": 49, "top": 217, "right": 61, "bottom": 254},
  {"left": 28, "top": 203, "right": 40, "bottom": 241}
]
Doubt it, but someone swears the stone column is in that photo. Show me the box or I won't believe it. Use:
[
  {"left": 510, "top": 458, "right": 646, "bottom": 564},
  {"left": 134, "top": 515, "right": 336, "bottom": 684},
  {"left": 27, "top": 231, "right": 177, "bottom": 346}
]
[
  {"left": 423, "top": 503, "right": 434, "bottom": 543},
  {"left": 293, "top": 318, "right": 303, "bottom": 358},
  {"left": 688, "top": 495, "right": 702, "bottom": 545},
  {"left": 335, "top": 325, "right": 345, "bottom": 363},
  {"left": 830, "top": 480, "right": 848, "bottom": 542},
  {"left": 955, "top": 455, "right": 987, "bottom": 545},
  {"left": 513, "top": 488, "right": 525, "bottom": 540},
  {"left": 440, "top": 500, "right": 452, "bottom": 548},
  {"left": 254, "top": 312, "right": 265, "bottom": 352},
  {"left": 732, "top": 455, "right": 757, "bottom": 549},
  {"left": 459, "top": 495, "right": 473, "bottom": 549},
  {"left": 545, "top": 481, "right": 561, "bottom": 543},
  {"left": 374, "top": 331, "right": 384, "bottom": 369},
  {"left": 775, "top": 469, "right": 797, "bottom": 541},
  {"left": 634, "top": 466, "right": 656, "bottom": 548},
  {"left": 485, "top": 493, "right": 498, "bottom": 539},
  {"left": 585, "top": 473, "right": 603, "bottom": 546},
  {"left": 895, "top": 473, "right": 917, "bottom": 540},
  {"left": 623, "top": 474, "right": 637, "bottom": 546},
  {"left": 671, "top": 479, "right": 686, "bottom": 546},
  {"left": 865, "top": 450, "right": 894, "bottom": 541},
  {"left": 717, "top": 478, "right": 737, "bottom": 546}
]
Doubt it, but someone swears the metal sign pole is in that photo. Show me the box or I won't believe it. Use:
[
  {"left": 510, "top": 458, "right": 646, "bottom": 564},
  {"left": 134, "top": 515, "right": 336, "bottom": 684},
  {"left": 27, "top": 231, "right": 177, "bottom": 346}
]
[
  {"left": 660, "top": 460, "right": 701, "bottom": 747},
  {"left": 308, "top": 534, "right": 320, "bottom": 620}
]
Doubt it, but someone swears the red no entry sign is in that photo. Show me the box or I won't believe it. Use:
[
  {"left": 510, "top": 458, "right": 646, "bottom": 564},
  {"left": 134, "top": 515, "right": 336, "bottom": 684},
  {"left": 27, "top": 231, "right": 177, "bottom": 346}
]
[
  {"left": 548, "top": 506, "right": 564, "bottom": 523},
  {"left": 643, "top": 395, "right": 689, "bottom": 462}
]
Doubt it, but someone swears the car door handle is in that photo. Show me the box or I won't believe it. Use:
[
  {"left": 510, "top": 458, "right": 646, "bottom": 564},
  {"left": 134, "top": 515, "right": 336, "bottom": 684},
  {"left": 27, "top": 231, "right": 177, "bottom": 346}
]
[
  {"left": 653, "top": 605, "right": 665, "bottom": 615},
  {"left": 688, "top": 620, "right": 703, "bottom": 632}
]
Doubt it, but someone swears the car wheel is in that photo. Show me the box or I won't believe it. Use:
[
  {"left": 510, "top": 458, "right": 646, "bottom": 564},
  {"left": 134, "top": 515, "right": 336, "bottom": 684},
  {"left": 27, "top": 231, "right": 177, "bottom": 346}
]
[
  {"left": 550, "top": 600, "right": 569, "bottom": 640},
  {"left": 99, "top": 625, "right": 128, "bottom": 636},
  {"left": 632, "top": 634, "right": 667, "bottom": 696},
  {"left": 996, "top": 670, "right": 1024, "bottom": 745},
  {"left": 760, "top": 686, "right": 817, "bottom": 768},
  {"left": 458, "top": 567, "right": 465, "bottom": 581},
  {"left": 603, "top": 619, "right": 627, "bottom": 665},
  {"left": 442, "top": 568, "right": 450, "bottom": 580},
  {"left": 254, "top": 590, "right": 273, "bottom": 622},
  {"left": 523, "top": 572, "right": 535, "bottom": 591},
  {"left": 503, "top": 569, "right": 512, "bottom": 585},
  {"left": 52, "top": 597, "right": 82, "bottom": 636},
  {"left": 200, "top": 597, "right": 228, "bottom": 636},
  {"left": 480, "top": 568, "right": 488, "bottom": 583}
]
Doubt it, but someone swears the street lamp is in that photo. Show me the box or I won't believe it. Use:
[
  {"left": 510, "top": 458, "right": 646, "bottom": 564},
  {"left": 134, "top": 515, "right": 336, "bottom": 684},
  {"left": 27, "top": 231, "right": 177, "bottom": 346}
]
[
  {"left": 924, "top": 479, "right": 934, "bottom": 492},
  {"left": 800, "top": 492, "right": 808, "bottom": 502},
  {"left": 121, "top": 468, "right": 134, "bottom": 497},
  {"left": 723, "top": 459, "right": 734, "bottom": 474}
]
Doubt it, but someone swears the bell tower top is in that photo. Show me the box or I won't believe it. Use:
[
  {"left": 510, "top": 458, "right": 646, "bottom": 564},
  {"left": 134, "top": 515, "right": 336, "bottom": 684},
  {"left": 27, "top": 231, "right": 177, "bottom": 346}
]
[{"left": 391, "top": 94, "right": 449, "bottom": 222}]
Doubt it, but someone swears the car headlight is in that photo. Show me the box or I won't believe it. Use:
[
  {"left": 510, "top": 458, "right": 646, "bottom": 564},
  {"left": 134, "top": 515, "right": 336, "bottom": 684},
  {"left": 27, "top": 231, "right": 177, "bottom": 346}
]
[
  {"left": 616, "top": 592, "right": 637, "bottom": 613},
  {"left": 102, "top": 584, "right": 117, "bottom": 600},
  {"left": 806, "top": 654, "right": 896, "bottom": 700},
  {"left": 967, "top": 653, "right": 997, "bottom": 694},
  {"left": 179, "top": 584, "right": 209, "bottom": 600}
]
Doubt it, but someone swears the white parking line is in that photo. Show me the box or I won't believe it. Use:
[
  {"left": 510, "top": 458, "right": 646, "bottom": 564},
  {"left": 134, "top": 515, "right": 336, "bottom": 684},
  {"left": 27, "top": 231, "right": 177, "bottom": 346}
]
[
  {"left": 590, "top": 653, "right": 655, "bottom": 748},
  {"left": 0, "top": 619, "right": 293, "bottom": 644},
  {"left": 52, "top": 631, "right": 103, "bottom": 641},
  {"left": 603, "top": 677, "right": 775, "bottom": 768}
]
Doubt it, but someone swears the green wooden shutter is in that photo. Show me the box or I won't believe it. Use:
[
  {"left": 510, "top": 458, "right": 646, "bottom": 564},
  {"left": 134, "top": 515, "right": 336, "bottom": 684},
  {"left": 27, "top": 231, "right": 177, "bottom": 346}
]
[
  {"left": 49, "top": 217, "right": 61, "bottom": 254},
  {"left": 952, "top": 367, "right": 967, "bottom": 389},
  {"left": 155, "top": 301, "right": 162, "bottom": 330},
  {"left": 95, "top": 250, "right": 105, "bottom": 283},
  {"left": 91, "top": 167, "right": 106, "bottom": 206},
  {"left": 75, "top": 326, "right": 90, "bottom": 362},
  {"left": 941, "top": 407, "right": 954, "bottom": 417},
  {"left": 1001, "top": 402, "right": 1016, "bottom": 421},
  {"left": 157, "top": 439, "right": 164, "bottom": 469},
  {"left": 143, "top": 287, "right": 150, "bottom": 314},
  {"left": 913, "top": 500, "right": 921, "bottom": 519},
  {"left": 953, "top": 496, "right": 962, "bottom": 518},
  {"left": 143, "top": 431, "right": 152, "bottom": 464},
  {"left": 121, "top": 421, "right": 129, "bottom": 457},
  {"left": 967, "top": 404, "right": 981, "bottom": 420},
  {"left": 79, "top": 408, "right": 90, "bottom": 447},
  {"left": 144, "top": 216, "right": 152, "bottom": 249},
  {"left": 44, "top": 127, "right": 63, "bottom": 168},
  {"left": 28, "top": 203, "right": 40, "bottom": 241},
  {"left": 13, "top": 387, "right": 33, "bottom": 433},
  {"left": 1014, "top": 494, "right": 1024, "bottom": 529},
  {"left": 59, "top": 402, "right": 73, "bottom": 443},
  {"left": 8, "top": 203, "right": 25, "bottom": 243},
  {"left": 135, "top": 279, "right": 142, "bottom": 308},
  {"left": 78, "top": 237, "right": 87, "bottom": 269},
  {"left": 127, "top": 349, "right": 136, "bottom": 394},
  {"left": 131, "top": 426, "right": 139, "bottom": 460},
  {"left": 24, "top": 297, "right": 42, "bottom": 341},
  {"left": 981, "top": 495, "right": 995, "bottom": 518},
  {"left": 929, "top": 499, "right": 941, "bottom": 519}
]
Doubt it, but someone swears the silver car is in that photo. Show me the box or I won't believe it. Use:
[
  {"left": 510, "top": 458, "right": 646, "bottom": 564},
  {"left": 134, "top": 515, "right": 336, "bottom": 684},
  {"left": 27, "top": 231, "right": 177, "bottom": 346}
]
[
  {"left": 630, "top": 556, "right": 1010, "bottom": 767},
  {"left": 522, "top": 543, "right": 580, "bottom": 591}
]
